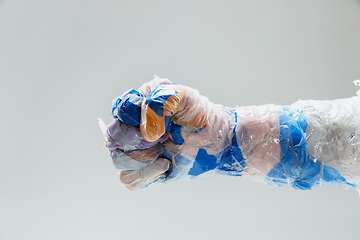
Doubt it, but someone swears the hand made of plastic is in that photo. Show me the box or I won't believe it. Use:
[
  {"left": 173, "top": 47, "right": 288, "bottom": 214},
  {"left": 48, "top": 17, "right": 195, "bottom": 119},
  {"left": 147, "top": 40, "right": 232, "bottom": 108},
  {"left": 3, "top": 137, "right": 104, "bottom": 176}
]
[{"left": 99, "top": 76, "right": 360, "bottom": 192}]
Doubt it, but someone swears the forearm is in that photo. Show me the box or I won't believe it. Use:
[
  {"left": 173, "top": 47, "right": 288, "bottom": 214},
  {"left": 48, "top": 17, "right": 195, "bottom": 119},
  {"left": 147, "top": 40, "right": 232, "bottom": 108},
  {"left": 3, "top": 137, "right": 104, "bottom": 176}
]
[
  {"left": 292, "top": 96, "right": 360, "bottom": 186},
  {"left": 236, "top": 98, "right": 359, "bottom": 189}
]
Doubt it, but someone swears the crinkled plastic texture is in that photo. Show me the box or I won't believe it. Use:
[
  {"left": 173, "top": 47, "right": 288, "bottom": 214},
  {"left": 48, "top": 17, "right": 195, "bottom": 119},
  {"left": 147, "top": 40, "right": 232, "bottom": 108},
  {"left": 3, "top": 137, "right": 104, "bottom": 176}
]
[
  {"left": 100, "top": 75, "right": 360, "bottom": 192},
  {"left": 99, "top": 118, "right": 168, "bottom": 152},
  {"left": 111, "top": 144, "right": 165, "bottom": 171},
  {"left": 292, "top": 96, "right": 360, "bottom": 187},
  {"left": 112, "top": 89, "right": 144, "bottom": 126},
  {"left": 111, "top": 144, "right": 171, "bottom": 190}
]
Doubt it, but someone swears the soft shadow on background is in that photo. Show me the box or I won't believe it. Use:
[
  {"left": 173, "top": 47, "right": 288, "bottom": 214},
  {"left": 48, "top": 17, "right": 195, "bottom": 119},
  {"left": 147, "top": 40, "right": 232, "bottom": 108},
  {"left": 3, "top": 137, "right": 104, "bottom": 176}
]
[{"left": 1, "top": 1, "right": 360, "bottom": 240}]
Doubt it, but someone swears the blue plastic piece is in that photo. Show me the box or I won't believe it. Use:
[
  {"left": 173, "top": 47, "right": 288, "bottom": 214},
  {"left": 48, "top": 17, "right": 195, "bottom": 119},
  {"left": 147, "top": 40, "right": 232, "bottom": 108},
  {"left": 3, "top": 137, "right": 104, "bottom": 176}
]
[
  {"left": 218, "top": 112, "right": 246, "bottom": 176},
  {"left": 145, "top": 87, "right": 178, "bottom": 117},
  {"left": 188, "top": 148, "right": 218, "bottom": 176},
  {"left": 217, "top": 139, "right": 246, "bottom": 176},
  {"left": 112, "top": 89, "right": 143, "bottom": 126},
  {"left": 166, "top": 122, "right": 185, "bottom": 145},
  {"left": 265, "top": 107, "right": 355, "bottom": 190}
]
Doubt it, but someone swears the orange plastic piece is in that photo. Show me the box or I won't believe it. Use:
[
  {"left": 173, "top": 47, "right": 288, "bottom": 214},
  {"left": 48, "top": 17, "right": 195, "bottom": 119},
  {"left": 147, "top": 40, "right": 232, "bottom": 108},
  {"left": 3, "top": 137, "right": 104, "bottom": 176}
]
[{"left": 141, "top": 91, "right": 182, "bottom": 142}]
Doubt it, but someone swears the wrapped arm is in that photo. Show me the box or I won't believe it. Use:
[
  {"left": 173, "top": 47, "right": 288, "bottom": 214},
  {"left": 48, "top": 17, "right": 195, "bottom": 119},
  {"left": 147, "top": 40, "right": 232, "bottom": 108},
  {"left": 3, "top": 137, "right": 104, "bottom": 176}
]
[{"left": 100, "top": 76, "right": 360, "bottom": 191}]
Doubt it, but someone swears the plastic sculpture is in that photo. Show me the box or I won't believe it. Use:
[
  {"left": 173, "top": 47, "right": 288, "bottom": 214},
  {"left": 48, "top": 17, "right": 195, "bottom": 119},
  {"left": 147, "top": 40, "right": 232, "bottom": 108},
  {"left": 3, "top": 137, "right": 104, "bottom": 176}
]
[{"left": 99, "top": 76, "right": 360, "bottom": 192}]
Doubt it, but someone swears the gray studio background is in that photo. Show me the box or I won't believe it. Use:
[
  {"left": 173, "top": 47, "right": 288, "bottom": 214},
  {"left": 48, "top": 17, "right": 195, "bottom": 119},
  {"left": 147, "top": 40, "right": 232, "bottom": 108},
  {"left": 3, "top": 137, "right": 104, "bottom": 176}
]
[{"left": 1, "top": 1, "right": 360, "bottom": 240}]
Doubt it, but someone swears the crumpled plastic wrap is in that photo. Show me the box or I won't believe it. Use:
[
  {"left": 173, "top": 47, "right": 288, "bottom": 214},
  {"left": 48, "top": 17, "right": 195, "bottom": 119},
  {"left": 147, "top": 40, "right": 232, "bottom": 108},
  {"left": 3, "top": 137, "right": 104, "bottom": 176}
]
[{"left": 100, "top": 76, "right": 360, "bottom": 192}]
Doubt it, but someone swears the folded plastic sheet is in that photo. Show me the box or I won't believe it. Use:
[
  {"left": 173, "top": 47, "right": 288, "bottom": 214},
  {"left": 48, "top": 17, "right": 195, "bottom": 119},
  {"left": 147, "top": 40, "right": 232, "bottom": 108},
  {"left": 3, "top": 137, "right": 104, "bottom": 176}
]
[{"left": 100, "top": 76, "right": 360, "bottom": 192}]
